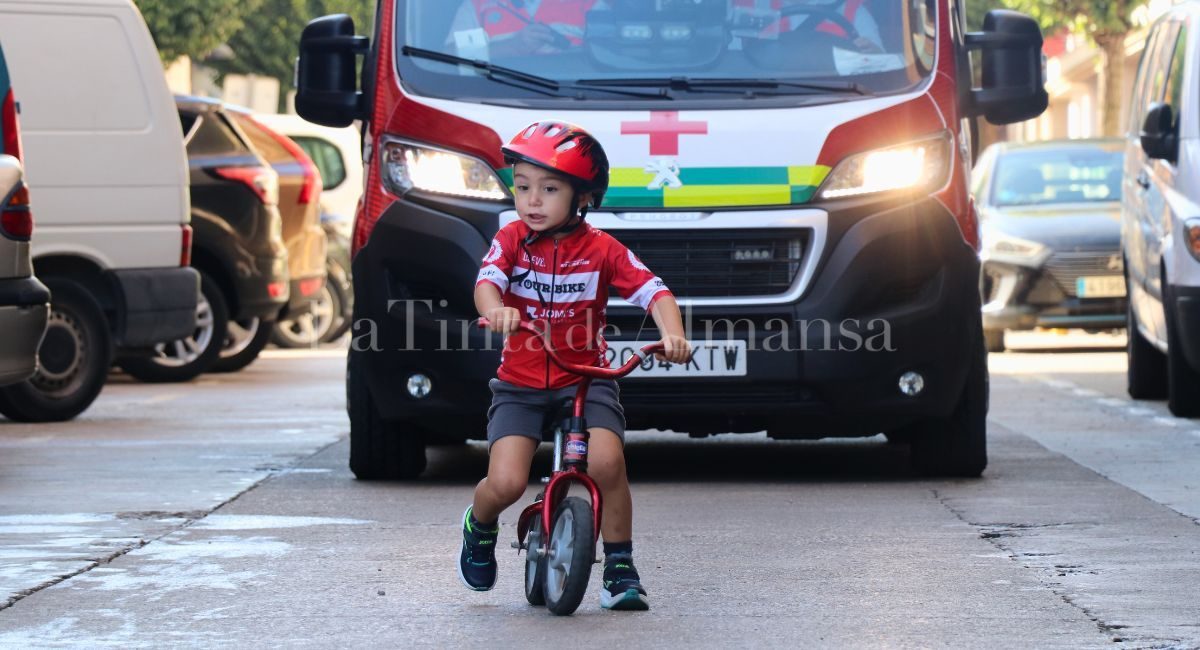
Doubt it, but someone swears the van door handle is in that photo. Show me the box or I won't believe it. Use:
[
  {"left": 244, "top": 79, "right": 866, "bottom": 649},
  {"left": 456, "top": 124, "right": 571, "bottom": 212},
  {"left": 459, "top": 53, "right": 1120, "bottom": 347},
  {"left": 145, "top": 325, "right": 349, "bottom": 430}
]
[{"left": 1136, "top": 171, "right": 1151, "bottom": 189}]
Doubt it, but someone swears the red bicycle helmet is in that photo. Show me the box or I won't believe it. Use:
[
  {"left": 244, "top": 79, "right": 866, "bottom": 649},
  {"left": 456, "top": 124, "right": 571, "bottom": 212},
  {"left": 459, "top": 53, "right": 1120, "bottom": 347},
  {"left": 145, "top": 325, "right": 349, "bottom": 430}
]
[{"left": 502, "top": 121, "right": 610, "bottom": 209}]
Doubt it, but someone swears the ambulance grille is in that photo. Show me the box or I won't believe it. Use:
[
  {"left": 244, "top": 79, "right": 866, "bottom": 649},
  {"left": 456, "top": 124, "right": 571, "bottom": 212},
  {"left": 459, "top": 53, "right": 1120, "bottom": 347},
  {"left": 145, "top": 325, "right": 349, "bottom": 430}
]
[{"left": 612, "top": 229, "right": 808, "bottom": 298}]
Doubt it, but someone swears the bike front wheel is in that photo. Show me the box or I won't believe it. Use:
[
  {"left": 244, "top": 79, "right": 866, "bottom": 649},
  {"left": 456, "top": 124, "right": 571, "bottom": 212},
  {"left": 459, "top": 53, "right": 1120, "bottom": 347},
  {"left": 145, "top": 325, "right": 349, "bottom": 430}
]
[{"left": 543, "top": 496, "right": 595, "bottom": 616}]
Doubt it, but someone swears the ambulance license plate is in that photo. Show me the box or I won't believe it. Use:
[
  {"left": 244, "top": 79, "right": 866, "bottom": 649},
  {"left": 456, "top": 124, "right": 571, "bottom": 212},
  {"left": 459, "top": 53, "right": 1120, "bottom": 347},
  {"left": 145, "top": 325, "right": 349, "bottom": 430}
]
[{"left": 605, "top": 340, "right": 747, "bottom": 378}]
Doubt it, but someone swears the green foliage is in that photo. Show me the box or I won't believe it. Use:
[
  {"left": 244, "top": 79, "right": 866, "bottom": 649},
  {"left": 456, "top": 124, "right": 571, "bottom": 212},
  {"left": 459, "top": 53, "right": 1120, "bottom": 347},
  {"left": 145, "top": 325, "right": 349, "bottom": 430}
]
[
  {"left": 966, "top": 0, "right": 1137, "bottom": 136},
  {"left": 209, "top": 0, "right": 374, "bottom": 90},
  {"left": 967, "top": 0, "right": 1135, "bottom": 39},
  {"left": 135, "top": 0, "right": 261, "bottom": 63},
  {"left": 964, "top": 0, "right": 991, "bottom": 32}
]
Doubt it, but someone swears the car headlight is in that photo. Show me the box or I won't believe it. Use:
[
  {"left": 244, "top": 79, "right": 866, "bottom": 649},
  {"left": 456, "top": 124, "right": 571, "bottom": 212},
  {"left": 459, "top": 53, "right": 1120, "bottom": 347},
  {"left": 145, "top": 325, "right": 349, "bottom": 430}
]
[
  {"left": 819, "top": 131, "right": 952, "bottom": 200},
  {"left": 1185, "top": 218, "right": 1200, "bottom": 262},
  {"left": 380, "top": 139, "right": 508, "bottom": 201},
  {"left": 981, "top": 227, "right": 1050, "bottom": 266}
]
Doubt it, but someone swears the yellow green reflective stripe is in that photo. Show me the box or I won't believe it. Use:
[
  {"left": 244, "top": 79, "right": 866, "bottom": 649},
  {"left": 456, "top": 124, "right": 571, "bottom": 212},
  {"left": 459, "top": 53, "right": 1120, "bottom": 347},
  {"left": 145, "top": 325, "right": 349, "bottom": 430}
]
[
  {"left": 678, "top": 167, "right": 789, "bottom": 185},
  {"left": 499, "top": 165, "right": 830, "bottom": 208},
  {"left": 788, "top": 165, "right": 831, "bottom": 187},
  {"left": 604, "top": 187, "right": 663, "bottom": 207},
  {"left": 610, "top": 168, "right": 654, "bottom": 186},
  {"left": 791, "top": 185, "right": 819, "bottom": 204},
  {"left": 663, "top": 185, "right": 792, "bottom": 207}
]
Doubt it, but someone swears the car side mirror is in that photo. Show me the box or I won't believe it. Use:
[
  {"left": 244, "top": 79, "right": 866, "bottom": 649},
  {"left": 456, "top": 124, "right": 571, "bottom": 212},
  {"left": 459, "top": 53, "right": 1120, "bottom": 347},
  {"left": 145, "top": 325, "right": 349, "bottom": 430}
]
[
  {"left": 0, "top": 154, "right": 23, "bottom": 210},
  {"left": 295, "top": 14, "right": 369, "bottom": 128},
  {"left": 1140, "top": 102, "right": 1178, "bottom": 163},
  {"left": 965, "top": 10, "right": 1048, "bottom": 125}
]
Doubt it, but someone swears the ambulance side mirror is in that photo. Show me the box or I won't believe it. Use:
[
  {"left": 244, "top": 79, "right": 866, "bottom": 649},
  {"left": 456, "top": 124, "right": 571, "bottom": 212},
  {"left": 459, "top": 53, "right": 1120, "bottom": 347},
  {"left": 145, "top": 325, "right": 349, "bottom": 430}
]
[
  {"left": 965, "top": 10, "right": 1048, "bottom": 125},
  {"left": 295, "top": 14, "right": 368, "bottom": 128}
]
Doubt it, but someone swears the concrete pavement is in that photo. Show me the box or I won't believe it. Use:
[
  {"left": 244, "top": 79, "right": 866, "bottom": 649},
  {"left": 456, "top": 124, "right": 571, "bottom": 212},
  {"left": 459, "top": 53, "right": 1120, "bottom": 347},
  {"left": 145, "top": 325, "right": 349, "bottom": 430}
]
[{"left": 0, "top": 337, "right": 1198, "bottom": 647}]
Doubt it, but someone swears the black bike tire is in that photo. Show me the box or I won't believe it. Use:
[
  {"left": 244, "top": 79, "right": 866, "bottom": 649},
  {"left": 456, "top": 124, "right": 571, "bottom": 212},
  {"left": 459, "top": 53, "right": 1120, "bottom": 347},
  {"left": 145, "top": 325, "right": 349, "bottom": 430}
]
[
  {"left": 524, "top": 513, "right": 547, "bottom": 606},
  {"left": 543, "top": 496, "right": 595, "bottom": 616}
]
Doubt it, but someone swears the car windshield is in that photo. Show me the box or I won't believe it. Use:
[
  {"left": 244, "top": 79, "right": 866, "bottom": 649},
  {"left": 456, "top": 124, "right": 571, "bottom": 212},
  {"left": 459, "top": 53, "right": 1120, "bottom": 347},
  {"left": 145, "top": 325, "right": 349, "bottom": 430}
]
[
  {"left": 397, "top": 0, "right": 938, "bottom": 103},
  {"left": 990, "top": 145, "right": 1124, "bottom": 208}
]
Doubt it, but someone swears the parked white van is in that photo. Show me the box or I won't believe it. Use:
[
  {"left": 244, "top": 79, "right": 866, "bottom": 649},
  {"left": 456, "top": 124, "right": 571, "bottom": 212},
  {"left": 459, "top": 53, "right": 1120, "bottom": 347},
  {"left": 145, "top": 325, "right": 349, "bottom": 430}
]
[
  {"left": 0, "top": 0, "right": 198, "bottom": 421},
  {"left": 1122, "top": 1, "right": 1200, "bottom": 417}
]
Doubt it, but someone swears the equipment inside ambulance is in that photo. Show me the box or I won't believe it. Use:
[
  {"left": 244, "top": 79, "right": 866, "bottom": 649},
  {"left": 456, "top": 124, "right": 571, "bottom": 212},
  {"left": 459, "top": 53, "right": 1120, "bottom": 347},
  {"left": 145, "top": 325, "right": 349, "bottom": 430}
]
[{"left": 294, "top": 1, "right": 1047, "bottom": 480}]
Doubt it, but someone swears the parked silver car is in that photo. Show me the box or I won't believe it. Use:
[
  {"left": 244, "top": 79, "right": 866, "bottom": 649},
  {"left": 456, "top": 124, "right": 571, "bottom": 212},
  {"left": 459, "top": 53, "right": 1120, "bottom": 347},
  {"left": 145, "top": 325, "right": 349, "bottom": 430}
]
[{"left": 0, "top": 154, "right": 48, "bottom": 387}]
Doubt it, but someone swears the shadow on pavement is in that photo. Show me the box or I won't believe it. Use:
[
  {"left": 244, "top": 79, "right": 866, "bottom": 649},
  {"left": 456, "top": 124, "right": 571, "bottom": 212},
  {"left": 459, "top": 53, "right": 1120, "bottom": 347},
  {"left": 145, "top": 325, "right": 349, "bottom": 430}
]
[
  {"left": 1005, "top": 345, "right": 1125, "bottom": 354},
  {"left": 421, "top": 435, "right": 921, "bottom": 485}
]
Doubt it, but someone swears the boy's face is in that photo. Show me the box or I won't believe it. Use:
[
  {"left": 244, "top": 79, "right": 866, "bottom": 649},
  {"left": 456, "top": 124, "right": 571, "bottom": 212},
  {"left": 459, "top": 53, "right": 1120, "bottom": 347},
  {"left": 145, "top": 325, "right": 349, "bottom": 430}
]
[{"left": 512, "top": 163, "right": 590, "bottom": 235}]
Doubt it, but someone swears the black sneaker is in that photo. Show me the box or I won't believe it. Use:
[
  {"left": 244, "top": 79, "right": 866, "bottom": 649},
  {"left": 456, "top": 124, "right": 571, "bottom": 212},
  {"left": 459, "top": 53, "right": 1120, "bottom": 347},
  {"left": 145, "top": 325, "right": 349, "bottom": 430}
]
[
  {"left": 457, "top": 505, "right": 498, "bottom": 591},
  {"left": 600, "top": 553, "right": 649, "bottom": 611}
]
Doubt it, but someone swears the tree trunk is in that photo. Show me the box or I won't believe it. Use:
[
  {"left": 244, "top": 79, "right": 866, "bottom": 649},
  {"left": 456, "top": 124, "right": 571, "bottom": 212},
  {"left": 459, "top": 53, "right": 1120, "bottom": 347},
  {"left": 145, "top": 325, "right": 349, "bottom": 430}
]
[{"left": 1096, "top": 33, "right": 1127, "bottom": 138}]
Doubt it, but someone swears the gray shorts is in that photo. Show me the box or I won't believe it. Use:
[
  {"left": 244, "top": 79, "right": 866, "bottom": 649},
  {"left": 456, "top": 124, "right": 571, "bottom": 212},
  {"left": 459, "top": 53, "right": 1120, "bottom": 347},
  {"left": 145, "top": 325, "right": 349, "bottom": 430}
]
[{"left": 486, "top": 378, "right": 626, "bottom": 447}]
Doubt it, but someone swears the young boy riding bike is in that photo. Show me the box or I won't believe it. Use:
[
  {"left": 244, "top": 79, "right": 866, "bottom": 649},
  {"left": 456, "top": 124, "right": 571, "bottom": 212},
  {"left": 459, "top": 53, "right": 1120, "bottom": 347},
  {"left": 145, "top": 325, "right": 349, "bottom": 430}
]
[{"left": 460, "top": 121, "right": 690, "bottom": 611}]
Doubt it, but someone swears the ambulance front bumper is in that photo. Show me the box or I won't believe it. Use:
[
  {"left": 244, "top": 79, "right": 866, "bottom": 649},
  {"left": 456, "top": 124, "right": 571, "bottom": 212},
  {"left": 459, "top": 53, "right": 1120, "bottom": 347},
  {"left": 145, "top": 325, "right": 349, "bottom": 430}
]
[{"left": 352, "top": 192, "right": 979, "bottom": 440}]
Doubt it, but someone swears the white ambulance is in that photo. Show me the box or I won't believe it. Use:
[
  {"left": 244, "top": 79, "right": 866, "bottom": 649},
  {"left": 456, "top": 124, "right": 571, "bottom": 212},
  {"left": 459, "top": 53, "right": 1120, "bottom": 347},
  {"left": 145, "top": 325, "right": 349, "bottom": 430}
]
[{"left": 294, "top": 0, "right": 1047, "bottom": 478}]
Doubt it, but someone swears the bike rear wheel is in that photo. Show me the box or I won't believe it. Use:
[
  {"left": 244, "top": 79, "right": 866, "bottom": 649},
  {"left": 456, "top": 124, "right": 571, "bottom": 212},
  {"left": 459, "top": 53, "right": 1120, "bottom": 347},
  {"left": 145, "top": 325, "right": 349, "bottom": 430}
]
[{"left": 543, "top": 496, "right": 594, "bottom": 616}]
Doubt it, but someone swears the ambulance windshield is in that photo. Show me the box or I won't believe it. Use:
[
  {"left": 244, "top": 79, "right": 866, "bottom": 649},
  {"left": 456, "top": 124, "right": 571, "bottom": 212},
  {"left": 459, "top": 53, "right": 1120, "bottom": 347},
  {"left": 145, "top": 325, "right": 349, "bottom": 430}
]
[{"left": 399, "top": 0, "right": 939, "bottom": 103}]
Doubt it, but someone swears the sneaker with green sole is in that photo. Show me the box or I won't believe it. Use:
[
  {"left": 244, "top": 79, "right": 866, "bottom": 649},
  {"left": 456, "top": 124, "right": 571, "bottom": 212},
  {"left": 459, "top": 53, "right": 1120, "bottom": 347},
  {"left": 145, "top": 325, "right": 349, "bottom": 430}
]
[
  {"left": 457, "top": 505, "right": 498, "bottom": 591},
  {"left": 600, "top": 553, "right": 649, "bottom": 611}
]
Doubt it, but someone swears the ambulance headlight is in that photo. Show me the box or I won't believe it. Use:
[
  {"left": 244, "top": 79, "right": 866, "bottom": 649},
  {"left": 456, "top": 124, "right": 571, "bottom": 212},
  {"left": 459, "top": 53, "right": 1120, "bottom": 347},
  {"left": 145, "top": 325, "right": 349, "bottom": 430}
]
[
  {"left": 819, "top": 131, "right": 952, "bottom": 200},
  {"left": 381, "top": 138, "right": 508, "bottom": 201}
]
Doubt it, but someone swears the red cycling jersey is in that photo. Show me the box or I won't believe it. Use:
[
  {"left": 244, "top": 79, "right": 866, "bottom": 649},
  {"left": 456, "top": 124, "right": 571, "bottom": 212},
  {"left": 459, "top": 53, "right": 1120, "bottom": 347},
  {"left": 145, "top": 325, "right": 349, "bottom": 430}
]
[{"left": 476, "top": 220, "right": 673, "bottom": 389}]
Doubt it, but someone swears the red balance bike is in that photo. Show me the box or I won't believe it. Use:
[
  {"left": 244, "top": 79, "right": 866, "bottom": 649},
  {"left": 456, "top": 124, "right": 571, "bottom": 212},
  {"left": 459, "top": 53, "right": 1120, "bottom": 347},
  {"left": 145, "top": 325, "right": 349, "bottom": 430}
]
[{"left": 478, "top": 318, "right": 662, "bottom": 616}]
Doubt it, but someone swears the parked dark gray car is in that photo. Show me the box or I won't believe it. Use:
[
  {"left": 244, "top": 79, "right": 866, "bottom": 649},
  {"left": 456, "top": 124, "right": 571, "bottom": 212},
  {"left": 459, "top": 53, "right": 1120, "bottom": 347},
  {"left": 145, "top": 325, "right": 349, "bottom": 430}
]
[
  {"left": 972, "top": 139, "right": 1127, "bottom": 352},
  {"left": 118, "top": 96, "right": 290, "bottom": 382}
]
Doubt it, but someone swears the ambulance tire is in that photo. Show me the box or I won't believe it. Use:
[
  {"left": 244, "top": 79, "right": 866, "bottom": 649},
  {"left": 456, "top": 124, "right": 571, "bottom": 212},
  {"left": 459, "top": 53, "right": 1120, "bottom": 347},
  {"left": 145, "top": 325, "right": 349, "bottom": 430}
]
[
  {"left": 902, "top": 313, "right": 989, "bottom": 478},
  {"left": 347, "top": 347, "right": 427, "bottom": 480},
  {"left": 984, "top": 329, "right": 1005, "bottom": 353}
]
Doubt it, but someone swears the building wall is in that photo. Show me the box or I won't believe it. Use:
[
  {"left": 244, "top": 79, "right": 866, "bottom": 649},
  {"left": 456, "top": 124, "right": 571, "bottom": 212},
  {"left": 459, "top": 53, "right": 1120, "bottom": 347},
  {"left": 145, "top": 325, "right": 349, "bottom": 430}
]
[{"left": 1000, "top": 0, "right": 1183, "bottom": 145}]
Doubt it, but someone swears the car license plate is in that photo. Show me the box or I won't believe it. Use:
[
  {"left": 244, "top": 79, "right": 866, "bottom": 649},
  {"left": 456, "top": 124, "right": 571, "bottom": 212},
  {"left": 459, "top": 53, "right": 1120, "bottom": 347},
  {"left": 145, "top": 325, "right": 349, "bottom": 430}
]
[
  {"left": 1076, "top": 275, "right": 1126, "bottom": 298},
  {"left": 605, "top": 340, "right": 747, "bottom": 378}
]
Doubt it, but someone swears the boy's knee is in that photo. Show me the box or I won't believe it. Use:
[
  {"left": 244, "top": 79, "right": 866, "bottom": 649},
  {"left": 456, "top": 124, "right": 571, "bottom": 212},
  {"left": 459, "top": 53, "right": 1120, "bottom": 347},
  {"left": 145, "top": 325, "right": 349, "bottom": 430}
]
[
  {"left": 588, "top": 453, "right": 626, "bottom": 488},
  {"left": 486, "top": 472, "right": 529, "bottom": 505}
]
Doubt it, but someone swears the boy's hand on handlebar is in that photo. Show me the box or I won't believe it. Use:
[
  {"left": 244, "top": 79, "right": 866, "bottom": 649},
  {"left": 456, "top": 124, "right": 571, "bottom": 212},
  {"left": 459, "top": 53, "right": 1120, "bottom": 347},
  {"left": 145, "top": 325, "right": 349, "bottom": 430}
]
[
  {"left": 656, "top": 334, "right": 691, "bottom": 364},
  {"left": 484, "top": 307, "right": 521, "bottom": 334}
]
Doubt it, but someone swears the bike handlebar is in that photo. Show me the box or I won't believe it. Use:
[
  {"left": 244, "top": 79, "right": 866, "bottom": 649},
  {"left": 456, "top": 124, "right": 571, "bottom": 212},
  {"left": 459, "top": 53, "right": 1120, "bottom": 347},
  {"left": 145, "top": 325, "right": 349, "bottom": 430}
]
[{"left": 477, "top": 318, "right": 665, "bottom": 380}]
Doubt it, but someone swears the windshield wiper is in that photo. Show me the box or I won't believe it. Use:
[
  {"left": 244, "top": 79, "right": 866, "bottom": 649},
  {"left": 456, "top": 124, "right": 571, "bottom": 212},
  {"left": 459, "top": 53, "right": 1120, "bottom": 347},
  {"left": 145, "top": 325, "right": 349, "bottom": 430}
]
[
  {"left": 400, "top": 46, "right": 668, "bottom": 100},
  {"left": 576, "top": 76, "right": 872, "bottom": 97}
]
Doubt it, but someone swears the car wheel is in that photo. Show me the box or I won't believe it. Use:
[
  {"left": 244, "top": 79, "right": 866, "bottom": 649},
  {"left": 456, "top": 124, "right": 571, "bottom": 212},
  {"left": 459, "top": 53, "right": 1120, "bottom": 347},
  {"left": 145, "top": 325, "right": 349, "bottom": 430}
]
[
  {"left": 1164, "top": 284, "right": 1200, "bottom": 417},
  {"left": 210, "top": 317, "right": 272, "bottom": 373},
  {"left": 118, "top": 271, "right": 227, "bottom": 383},
  {"left": 0, "top": 281, "right": 112, "bottom": 422},
  {"left": 320, "top": 260, "right": 352, "bottom": 343},
  {"left": 271, "top": 285, "right": 337, "bottom": 348},
  {"left": 1126, "top": 295, "right": 1167, "bottom": 400},
  {"left": 904, "top": 310, "right": 989, "bottom": 478},
  {"left": 347, "top": 347, "right": 426, "bottom": 480},
  {"left": 984, "top": 328, "right": 1005, "bottom": 353}
]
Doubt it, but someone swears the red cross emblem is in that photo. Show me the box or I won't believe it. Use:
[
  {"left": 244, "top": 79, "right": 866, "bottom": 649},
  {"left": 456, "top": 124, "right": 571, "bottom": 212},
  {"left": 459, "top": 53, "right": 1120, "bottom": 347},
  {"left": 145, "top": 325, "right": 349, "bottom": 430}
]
[{"left": 620, "top": 111, "right": 707, "bottom": 156}]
